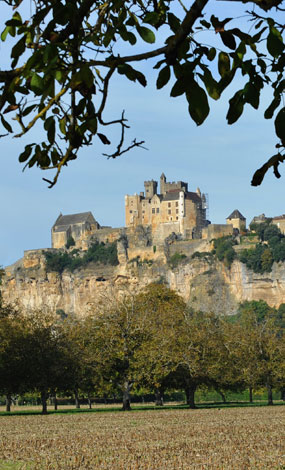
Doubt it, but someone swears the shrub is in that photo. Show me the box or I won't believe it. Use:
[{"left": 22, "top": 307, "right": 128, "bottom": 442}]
[
  {"left": 212, "top": 236, "right": 236, "bottom": 267},
  {"left": 65, "top": 236, "right": 76, "bottom": 249},
  {"left": 169, "top": 252, "right": 187, "bottom": 268},
  {"left": 45, "top": 241, "right": 119, "bottom": 273}
]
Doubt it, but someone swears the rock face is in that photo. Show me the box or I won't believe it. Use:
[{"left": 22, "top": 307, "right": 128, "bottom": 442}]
[{"left": 2, "top": 243, "right": 285, "bottom": 316}]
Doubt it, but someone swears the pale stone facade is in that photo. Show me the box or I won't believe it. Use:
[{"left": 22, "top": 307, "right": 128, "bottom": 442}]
[
  {"left": 272, "top": 215, "right": 285, "bottom": 234},
  {"left": 52, "top": 212, "right": 100, "bottom": 249},
  {"left": 226, "top": 210, "right": 246, "bottom": 232},
  {"left": 202, "top": 224, "right": 233, "bottom": 240},
  {"left": 125, "top": 174, "right": 207, "bottom": 239}
]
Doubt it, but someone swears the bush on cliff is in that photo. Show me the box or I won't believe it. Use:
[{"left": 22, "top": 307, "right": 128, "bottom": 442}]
[
  {"left": 212, "top": 237, "right": 236, "bottom": 268},
  {"left": 45, "top": 241, "right": 118, "bottom": 273}
]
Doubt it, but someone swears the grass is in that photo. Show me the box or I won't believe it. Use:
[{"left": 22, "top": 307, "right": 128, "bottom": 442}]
[
  {"left": 0, "top": 407, "right": 284, "bottom": 469},
  {"left": 0, "top": 399, "right": 284, "bottom": 417}
]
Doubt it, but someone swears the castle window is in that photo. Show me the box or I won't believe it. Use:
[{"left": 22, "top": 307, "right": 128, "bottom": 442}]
[
  {"left": 131, "top": 200, "right": 133, "bottom": 205},
  {"left": 142, "top": 210, "right": 145, "bottom": 214},
  {"left": 176, "top": 216, "right": 178, "bottom": 220},
  {"left": 152, "top": 208, "right": 155, "bottom": 214},
  {"left": 130, "top": 210, "right": 133, "bottom": 214},
  {"left": 168, "top": 210, "right": 171, "bottom": 215},
  {"left": 176, "top": 209, "right": 179, "bottom": 214},
  {"left": 176, "top": 202, "right": 178, "bottom": 207},
  {"left": 168, "top": 202, "right": 171, "bottom": 208},
  {"left": 156, "top": 208, "right": 159, "bottom": 213}
]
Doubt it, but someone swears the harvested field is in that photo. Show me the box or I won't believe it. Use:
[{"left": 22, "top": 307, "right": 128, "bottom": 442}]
[{"left": 0, "top": 406, "right": 284, "bottom": 469}]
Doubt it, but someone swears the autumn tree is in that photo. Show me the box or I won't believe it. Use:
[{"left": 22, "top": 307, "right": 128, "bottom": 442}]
[
  {"left": 132, "top": 283, "right": 187, "bottom": 405},
  {"left": 0, "top": 0, "right": 284, "bottom": 187},
  {"left": 88, "top": 290, "right": 152, "bottom": 410},
  {"left": 0, "top": 304, "right": 30, "bottom": 411},
  {"left": 225, "top": 305, "right": 285, "bottom": 405}
]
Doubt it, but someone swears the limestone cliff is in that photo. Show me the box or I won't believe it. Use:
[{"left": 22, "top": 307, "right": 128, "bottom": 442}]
[{"left": 2, "top": 243, "right": 285, "bottom": 316}]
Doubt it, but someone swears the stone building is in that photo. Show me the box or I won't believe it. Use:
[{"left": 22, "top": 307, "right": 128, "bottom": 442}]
[
  {"left": 125, "top": 173, "right": 208, "bottom": 239},
  {"left": 272, "top": 215, "right": 285, "bottom": 234},
  {"left": 52, "top": 212, "right": 100, "bottom": 249},
  {"left": 226, "top": 210, "right": 246, "bottom": 232}
]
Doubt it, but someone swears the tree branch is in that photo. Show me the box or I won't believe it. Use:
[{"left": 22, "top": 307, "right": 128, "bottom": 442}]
[{"left": 14, "top": 87, "right": 68, "bottom": 138}]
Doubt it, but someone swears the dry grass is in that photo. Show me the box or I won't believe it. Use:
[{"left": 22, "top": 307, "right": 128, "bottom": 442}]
[{"left": 0, "top": 406, "right": 284, "bottom": 469}]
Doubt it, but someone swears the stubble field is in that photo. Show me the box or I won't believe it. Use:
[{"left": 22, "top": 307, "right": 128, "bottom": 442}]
[{"left": 0, "top": 406, "right": 284, "bottom": 470}]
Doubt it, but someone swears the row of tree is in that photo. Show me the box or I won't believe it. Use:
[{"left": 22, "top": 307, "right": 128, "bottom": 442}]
[{"left": 0, "top": 284, "right": 284, "bottom": 414}]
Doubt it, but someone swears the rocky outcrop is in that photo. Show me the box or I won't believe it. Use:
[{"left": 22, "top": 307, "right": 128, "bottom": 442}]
[{"left": 2, "top": 244, "right": 285, "bottom": 316}]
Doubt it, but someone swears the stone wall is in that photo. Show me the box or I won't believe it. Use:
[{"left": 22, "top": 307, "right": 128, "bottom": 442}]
[{"left": 202, "top": 224, "right": 233, "bottom": 240}]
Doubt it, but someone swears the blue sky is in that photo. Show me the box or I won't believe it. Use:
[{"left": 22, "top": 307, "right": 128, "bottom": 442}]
[{"left": 0, "top": 1, "right": 284, "bottom": 267}]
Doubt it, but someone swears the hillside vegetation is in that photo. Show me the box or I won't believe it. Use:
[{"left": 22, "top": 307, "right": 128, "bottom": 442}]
[{"left": 44, "top": 241, "right": 118, "bottom": 273}]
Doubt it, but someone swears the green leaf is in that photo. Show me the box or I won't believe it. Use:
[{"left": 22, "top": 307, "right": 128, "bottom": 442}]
[
  {"left": 22, "top": 104, "right": 37, "bottom": 117},
  {"left": 126, "top": 32, "right": 136, "bottom": 45},
  {"left": 220, "top": 32, "right": 236, "bottom": 50},
  {"left": 257, "top": 58, "right": 267, "bottom": 74},
  {"left": 136, "top": 26, "right": 155, "bottom": 44},
  {"left": 264, "top": 97, "right": 281, "bottom": 119},
  {"left": 81, "top": 65, "right": 93, "bottom": 88},
  {"left": 218, "top": 52, "right": 230, "bottom": 77},
  {"left": 19, "top": 145, "right": 33, "bottom": 163},
  {"left": 11, "top": 36, "right": 26, "bottom": 59},
  {"left": 200, "top": 20, "right": 211, "bottom": 29},
  {"left": 168, "top": 13, "right": 180, "bottom": 33},
  {"left": 170, "top": 78, "right": 186, "bottom": 97},
  {"left": 267, "top": 27, "right": 284, "bottom": 58},
  {"left": 59, "top": 117, "right": 66, "bottom": 135},
  {"left": 0, "top": 115, "right": 12, "bottom": 133},
  {"left": 55, "top": 70, "right": 64, "bottom": 83},
  {"left": 97, "top": 133, "right": 111, "bottom": 145},
  {"left": 86, "top": 117, "right": 97, "bottom": 134},
  {"left": 30, "top": 73, "right": 44, "bottom": 95},
  {"left": 207, "top": 48, "right": 216, "bottom": 61},
  {"left": 243, "top": 82, "right": 260, "bottom": 109},
  {"left": 186, "top": 80, "right": 210, "bottom": 126},
  {"left": 156, "top": 66, "right": 170, "bottom": 90},
  {"left": 274, "top": 107, "right": 285, "bottom": 141},
  {"left": 143, "top": 12, "right": 160, "bottom": 27},
  {"left": 199, "top": 70, "right": 220, "bottom": 101},
  {"left": 1, "top": 26, "right": 10, "bottom": 42},
  {"left": 44, "top": 116, "right": 55, "bottom": 144},
  {"left": 226, "top": 90, "right": 244, "bottom": 124},
  {"left": 117, "top": 64, "right": 146, "bottom": 86}
]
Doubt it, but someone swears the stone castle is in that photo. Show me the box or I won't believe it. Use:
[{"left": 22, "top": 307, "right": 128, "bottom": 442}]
[
  {"left": 125, "top": 173, "right": 207, "bottom": 239},
  {"left": 6, "top": 172, "right": 285, "bottom": 317},
  {"left": 51, "top": 173, "right": 246, "bottom": 250}
]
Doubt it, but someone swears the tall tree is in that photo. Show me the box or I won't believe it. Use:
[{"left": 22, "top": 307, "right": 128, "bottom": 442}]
[{"left": 0, "top": 0, "right": 284, "bottom": 186}]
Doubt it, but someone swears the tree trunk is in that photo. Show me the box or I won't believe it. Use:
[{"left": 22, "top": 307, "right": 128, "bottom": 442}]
[
  {"left": 155, "top": 388, "right": 164, "bottom": 406},
  {"left": 249, "top": 387, "right": 253, "bottom": 403},
  {"left": 122, "top": 381, "right": 132, "bottom": 411},
  {"left": 74, "top": 389, "right": 80, "bottom": 409},
  {"left": 266, "top": 383, "right": 273, "bottom": 406},
  {"left": 185, "top": 385, "right": 197, "bottom": 409},
  {"left": 218, "top": 390, "right": 226, "bottom": 403},
  {"left": 41, "top": 390, "right": 48, "bottom": 415},
  {"left": 53, "top": 393, "right": 58, "bottom": 411},
  {"left": 5, "top": 393, "right": 12, "bottom": 412},
  {"left": 87, "top": 395, "right": 92, "bottom": 409}
]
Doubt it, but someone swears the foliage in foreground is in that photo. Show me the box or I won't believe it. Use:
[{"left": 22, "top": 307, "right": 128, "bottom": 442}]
[
  {"left": 0, "top": 287, "right": 284, "bottom": 414},
  {"left": 0, "top": 0, "right": 284, "bottom": 186}
]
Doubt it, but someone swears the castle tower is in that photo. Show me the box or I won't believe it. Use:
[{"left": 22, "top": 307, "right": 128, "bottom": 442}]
[
  {"left": 160, "top": 173, "right": 166, "bottom": 194},
  {"left": 144, "top": 180, "right": 157, "bottom": 199}
]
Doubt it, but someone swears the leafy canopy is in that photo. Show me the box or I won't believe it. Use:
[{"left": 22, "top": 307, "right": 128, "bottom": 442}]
[{"left": 0, "top": 0, "right": 284, "bottom": 187}]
